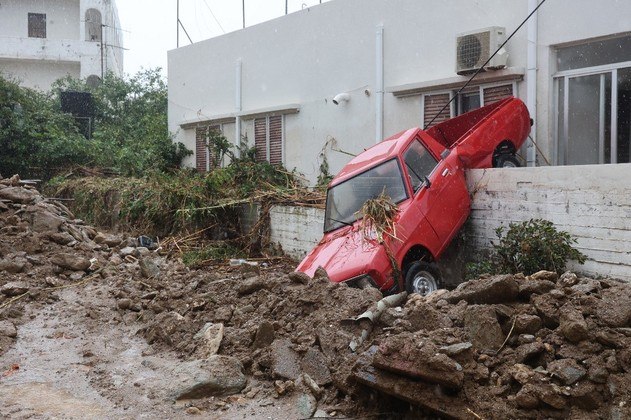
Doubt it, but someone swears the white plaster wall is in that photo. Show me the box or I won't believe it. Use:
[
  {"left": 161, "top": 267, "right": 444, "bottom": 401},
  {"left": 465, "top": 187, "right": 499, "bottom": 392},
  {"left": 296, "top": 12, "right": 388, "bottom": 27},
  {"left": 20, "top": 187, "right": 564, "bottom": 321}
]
[
  {"left": 0, "top": 0, "right": 80, "bottom": 40},
  {"left": 466, "top": 164, "right": 631, "bottom": 281},
  {"left": 0, "top": 58, "right": 80, "bottom": 90},
  {"left": 269, "top": 205, "right": 324, "bottom": 259}
]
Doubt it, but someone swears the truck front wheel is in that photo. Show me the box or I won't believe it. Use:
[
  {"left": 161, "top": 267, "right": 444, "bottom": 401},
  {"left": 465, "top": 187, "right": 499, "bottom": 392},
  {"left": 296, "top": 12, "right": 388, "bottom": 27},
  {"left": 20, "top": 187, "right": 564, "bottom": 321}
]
[
  {"left": 495, "top": 153, "right": 521, "bottom": 168},
  {"left": 405, "top": 261, "right": 441, "bottom": 296}
]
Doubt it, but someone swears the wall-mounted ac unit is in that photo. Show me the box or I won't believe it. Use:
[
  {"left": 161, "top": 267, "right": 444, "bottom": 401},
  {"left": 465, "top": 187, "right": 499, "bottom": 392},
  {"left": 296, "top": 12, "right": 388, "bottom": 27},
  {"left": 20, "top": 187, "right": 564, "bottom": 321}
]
[{"left": 456, "top": 27, "right": 507, "bottom": 75}]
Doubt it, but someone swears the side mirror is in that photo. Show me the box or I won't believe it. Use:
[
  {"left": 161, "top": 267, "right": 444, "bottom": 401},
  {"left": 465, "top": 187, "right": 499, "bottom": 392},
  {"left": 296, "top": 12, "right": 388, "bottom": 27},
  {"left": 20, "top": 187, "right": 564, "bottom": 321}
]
[{"left": 423, "top": 176, "right": 432, "bottom": 189}]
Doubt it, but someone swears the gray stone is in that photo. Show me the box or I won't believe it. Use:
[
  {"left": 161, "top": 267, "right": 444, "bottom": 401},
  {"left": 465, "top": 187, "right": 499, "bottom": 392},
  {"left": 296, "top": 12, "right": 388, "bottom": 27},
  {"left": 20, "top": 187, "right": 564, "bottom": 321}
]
[
  {"left": 237, "top": 276, "right": 266, "bottom": 295},
  {"left": 514, "top": 314, "right": 543, "bottom": 335},
  {"left": 194, "top": 323, "right": 224, "bottom": 358},
  {"left": 547, "top": 358, "right": 586, "bottom": 385},
  {"left": 439, "top": 342, "right": 473, "bottom": 357},
  {"left": 595, "top": 287, "right": 631, "bottom": 328},
  {"left": 518, "top": 279, "right": 556, "bottom": 298},
  {"left": 464, "top": 305, "right": 504, "bottom": 352},
  {"left": 0, "top": 186, "right": 38, "bottom": 204},
  {"left": 252, "top": 321, "right": 275, "bottom": 349},
  {"left": 94, "top": 232, "right": 123, "bottom": 247},
  {"left": 514, "top": 341, "right": 546, "bottom": 364},
  {"left": 47, "top": 232, "right": 76, "bottom": 245},
  {"left": 139, "top": 258, "right": 160, "bottom": 278},
  {"left": 559, "top": 304, "right": 589, "bottom": 343},
  {"left": 117, "top": 298, "right": 133, "bottom": 310},
  {"left": 445, "top": 275, "right": 519, "bottom": 305},
  {"left": 571, "top": 279, "right": 602, "bottom": 294},
  {"left": 0, "top": 320, "right": 17, "bottom": 338},
  {"left": 300, "top": 347, "right": 332, "bottom": 386},
  {"left": 119, "top": 247, "right": 137, "bottom": 257},
  {"left": 271, "top": 339, "right": 302, "bottom": 381},
  {"left": 0, "top": 258, "right": 26, "bottom": 273},
  {"left": 170, "top": 355, "right": 246, "bottom": 400},
  {"left": 28, "top": 207, "right": 64, "bottom": 233},
  {"left": 50, "top": 253, "right": 91, "bottom": 271},
  {"left": 1, "top": 281, "right": 28, "bottom": 296}
]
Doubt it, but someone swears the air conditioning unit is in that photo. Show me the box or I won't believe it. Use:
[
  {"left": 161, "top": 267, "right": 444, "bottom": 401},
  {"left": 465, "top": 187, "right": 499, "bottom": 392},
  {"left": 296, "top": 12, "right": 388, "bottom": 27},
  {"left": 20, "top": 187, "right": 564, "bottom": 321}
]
[{"left": 456, "top": 27, "right": 508, "bottom": 75}]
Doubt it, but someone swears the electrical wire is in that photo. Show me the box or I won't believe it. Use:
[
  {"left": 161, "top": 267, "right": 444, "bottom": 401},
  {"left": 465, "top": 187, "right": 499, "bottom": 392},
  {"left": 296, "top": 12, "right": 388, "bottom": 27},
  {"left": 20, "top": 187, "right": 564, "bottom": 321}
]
[
  {"left": 424, "top": 0, "right": 548, "bottom": 129},
  {"left": 202, "top": 0, "right": 226, "bottom": 34}
]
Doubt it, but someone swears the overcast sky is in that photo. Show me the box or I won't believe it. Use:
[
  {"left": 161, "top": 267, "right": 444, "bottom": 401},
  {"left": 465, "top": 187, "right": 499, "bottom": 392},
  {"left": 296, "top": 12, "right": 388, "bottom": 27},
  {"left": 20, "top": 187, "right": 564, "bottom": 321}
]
[{"left": 117, "top": 0, "right": 330, "bottom": 77}]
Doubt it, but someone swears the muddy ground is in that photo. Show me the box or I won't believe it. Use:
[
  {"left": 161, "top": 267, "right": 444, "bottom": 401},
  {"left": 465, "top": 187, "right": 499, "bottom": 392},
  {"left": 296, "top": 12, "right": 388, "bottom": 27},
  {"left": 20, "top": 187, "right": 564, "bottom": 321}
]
[{"left": 1, "top": 176, "right": 630, "bottom": 419}]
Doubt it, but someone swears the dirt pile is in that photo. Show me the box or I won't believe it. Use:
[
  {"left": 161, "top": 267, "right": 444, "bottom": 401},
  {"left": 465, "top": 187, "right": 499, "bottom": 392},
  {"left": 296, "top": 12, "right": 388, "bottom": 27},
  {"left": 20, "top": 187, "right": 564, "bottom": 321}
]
[{"left": 1, "top": 176, "right": 631, "bottom": 418}]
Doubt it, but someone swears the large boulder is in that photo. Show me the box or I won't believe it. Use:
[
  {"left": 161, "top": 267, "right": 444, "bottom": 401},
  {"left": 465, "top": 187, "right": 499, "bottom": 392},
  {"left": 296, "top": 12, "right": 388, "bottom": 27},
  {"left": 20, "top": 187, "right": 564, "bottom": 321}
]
[
  {"left": 444, "top": 275, "right": 519, "bottom": 305},
  {"left": 464, "top": 305, "right": 504, "bottom": 352},
  {"left": 169, "top": 355, "right": 246, "bottom": 400},
  {"left": 50, "top": 253, "right": 91, "bottom": 271}
]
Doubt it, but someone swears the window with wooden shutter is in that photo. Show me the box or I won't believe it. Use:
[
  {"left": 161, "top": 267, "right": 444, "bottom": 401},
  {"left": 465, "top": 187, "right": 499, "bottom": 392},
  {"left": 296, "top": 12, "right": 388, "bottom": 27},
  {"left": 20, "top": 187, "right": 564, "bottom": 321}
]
[
  {"left": 483, "top": 84, "right": 513, "bottom": 105},
  {"left": 195, "top": 127, "right": 208, "bottom": 173},
  {"left": 268, "top": 116, "right": 283, "bottom": 165},
  {"left": 254, "top": 116, "right": 284, "bottom": 165},
  {"left": 423, "top": 93, "right": 451, "bottom": 128},
  {"left": 28, "top": 13, "right": 46, "bottom": 38}
]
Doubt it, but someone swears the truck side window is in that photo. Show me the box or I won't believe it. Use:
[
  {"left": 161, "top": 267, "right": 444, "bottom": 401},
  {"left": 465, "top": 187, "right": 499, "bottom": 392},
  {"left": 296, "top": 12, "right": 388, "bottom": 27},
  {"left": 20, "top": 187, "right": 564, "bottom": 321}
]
[{"left": 404, "top": 139, "right": 438, "bottom": 192}]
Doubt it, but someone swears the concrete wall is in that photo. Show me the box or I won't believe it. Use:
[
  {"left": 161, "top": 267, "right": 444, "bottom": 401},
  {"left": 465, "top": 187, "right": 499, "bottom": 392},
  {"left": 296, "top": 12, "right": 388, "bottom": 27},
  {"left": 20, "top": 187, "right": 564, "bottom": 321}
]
[
  {"left": 269, "top": 165, "right": 631, "bottom": 281},
  {"left": 0, "top": 0, "right": 123, "bottom": 90},
  {"left": 269, "top": 205, "right": 324, "bottom": 259},
  {"left": 168, "top": 0, "right": 631, "bottom": 184},
  {"left": 466, "top": 164, "right": 631, "bottom": 281}
]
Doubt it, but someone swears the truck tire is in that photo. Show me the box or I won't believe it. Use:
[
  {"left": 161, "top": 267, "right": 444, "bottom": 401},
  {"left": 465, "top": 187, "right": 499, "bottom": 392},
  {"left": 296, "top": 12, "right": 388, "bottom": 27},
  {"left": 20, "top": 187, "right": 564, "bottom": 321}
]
[
  {"left": 405, "top": 261, "right": 441, "bottom": 296},
  {"left": 496, "top": 153, "right": 521, "bottom": 168}
]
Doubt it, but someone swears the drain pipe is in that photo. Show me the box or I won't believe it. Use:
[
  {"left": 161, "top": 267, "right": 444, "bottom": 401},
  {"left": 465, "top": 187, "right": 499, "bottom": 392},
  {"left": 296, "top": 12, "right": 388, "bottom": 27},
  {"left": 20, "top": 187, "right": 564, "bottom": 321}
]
[
  {"left": 526, "top": 0, "right": 538, "bottom": 166},
  {"left": 235, "top": 59, "right": 243, "bottom": 157},
  {"left": 375, "top": 24, "right": 384, "bottom": 144}
]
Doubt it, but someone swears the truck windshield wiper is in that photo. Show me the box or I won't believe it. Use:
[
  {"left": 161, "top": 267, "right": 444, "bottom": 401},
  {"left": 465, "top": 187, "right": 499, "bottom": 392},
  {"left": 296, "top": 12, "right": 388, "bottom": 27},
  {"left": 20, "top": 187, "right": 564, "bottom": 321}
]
[{"left": 327, "top": 217, "right": 354, "bottom": 227}]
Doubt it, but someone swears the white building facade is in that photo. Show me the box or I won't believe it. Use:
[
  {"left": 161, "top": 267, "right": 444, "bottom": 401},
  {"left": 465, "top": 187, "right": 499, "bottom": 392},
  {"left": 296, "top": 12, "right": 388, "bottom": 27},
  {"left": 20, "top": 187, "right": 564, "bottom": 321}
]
[
  {"left": 168, "top": 0, "right": 631, "bottom": 184},
  {"left": 0, "top": 0, "right": 123, "bottom": 91}
]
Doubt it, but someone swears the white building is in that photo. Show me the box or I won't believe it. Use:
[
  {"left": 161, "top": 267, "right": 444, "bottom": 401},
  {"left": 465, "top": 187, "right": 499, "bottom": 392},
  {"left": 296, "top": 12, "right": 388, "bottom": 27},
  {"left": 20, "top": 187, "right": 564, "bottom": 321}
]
[
  {"left": 0, "top": 0, "right": 123, "bottom": 91},
  {"left": 168, "top": 0, "right": 631, "bottom": 184}
]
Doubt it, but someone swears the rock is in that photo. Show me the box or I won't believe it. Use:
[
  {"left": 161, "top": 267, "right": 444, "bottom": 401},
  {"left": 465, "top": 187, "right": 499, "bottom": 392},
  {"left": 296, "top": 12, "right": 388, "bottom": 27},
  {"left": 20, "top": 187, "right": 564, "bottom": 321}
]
[
  {"left": 538, "top": 384, "right": 567, "bottom": 409},
  {"left": 298, "top": 373, "right": 323, "bottom": 399},
  {"left": 0, "top": 186, "right": 38, "bottom": 203},
  {"left": 514, "top": 314, "right": 543, "bottom": 335},
  {"left": 571, "top": 279, "right": 602, "bottom": 294},
  {"left": 595, "top": 287, "right": 631, "bottom": 327},
  {"left": 117, "top": 298, "right": 133, "bottom": 310},
  {"left": 28, "top": 207, "right": 64, "bottom": 233},
  {"left": 569, "top": 382, "right": 603, "bottom": 410},
  {"left": 444, "top": 275, "right": 519, "bottom": 305},
  {"left": 313, "top": 409, "right": 329, "bottom": 418},
  {"left": 94, "top": 232, "right": 123, "bottom": 247},
  {"left": 274, "top": 379, "right": 294, "bottom": 396},
  {"left": 50, "top": 253, "right": 91, "bottom": 271},
  {"left": 119, "top": 247, "right": 137, "bottom": 257},
  {"left": 558, "top": 271, "right": 579, "bottom": 287},
  {"left": 547, "top": 358, "right": 586, "bottom": 385},
  {"left": 0, "top": 258, "right": 26, "bottom": 273},
  {"left": 515, "top": 383, "right": 540, "bottom": 408},
  {"left": 402, "top": 296, "right": 453, "bottom": 331},
  {"left": 518, "top": 279, "right": 556, "bottom": 298},
  {"left": 511, "top": 363, "right": 536, "bottom": 385},
  {"left": 514, "top": 341, "right": 546, "bottom": 364},
  {"left": 194, "top": 323, "right": 224, "bottom": 358},
  {"left": 531, "top": 270, "right": 559, "bottom": 282},
  {"left": 286, "top": 391, "right": 317, "bottom": 419},
  {"left": 532, "top": 293, "right": 563, "bottom": 329},
  {"left": 559, "top": 305, "right": 589, "bottom": 343},
  {"left": 517, "top": 334, "right": 536, "bottom": 345},
  {"left": 439, "top": 342, "right": 473, "bottom": 357},
  {"left": 374, "top": 334, "right": 464, "bottom": 389},
  {"left": 214, "top": 306, "right": 233, "bottom": 323},
  {"left": 170, "top": 355, "right": 246, "bottom": 399},
  {"left": 0, "top": 320, "right": 17, "bottom": 338},
  {"left": 139, "top": 258, "right": 160, "bottom": 278},
  {"left": 237, "top": 276, "right": 266, "bottom": 295},
  {"left": 300, "top": 347, "right": 332, "bottom": 386},
  {"left": 270, "top": 339, "right": 302, "bottom": 381},
  {"left": 1, "top": 281, "right": 28, "bottom": 296},
  {"left": 463, "top": 305, "right": 504, "bottom": 352},
  {"left": 252, "top": 321, "right": 275, "bottom": 349},
  {"left": 288, "top": 271, "right": 310, "bottom": 284},
  {"left": 47, "top": 232, "right": 76, "bottom": 245}
]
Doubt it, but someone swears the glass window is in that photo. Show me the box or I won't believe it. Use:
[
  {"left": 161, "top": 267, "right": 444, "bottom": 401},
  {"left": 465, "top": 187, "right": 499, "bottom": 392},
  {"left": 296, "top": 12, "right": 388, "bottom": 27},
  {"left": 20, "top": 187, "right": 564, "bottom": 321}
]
[
  {"left": 28, "top": 13, "right": 46, "bottom": 38},
  {"left": 324, "top": 159, "right": 407, "bottom": 232},
  {"left": 403, "top": 139, "right": 438, "bottom": 192},
  {"left": 557, "top": 35, "right": 631, "bottom": 72}
]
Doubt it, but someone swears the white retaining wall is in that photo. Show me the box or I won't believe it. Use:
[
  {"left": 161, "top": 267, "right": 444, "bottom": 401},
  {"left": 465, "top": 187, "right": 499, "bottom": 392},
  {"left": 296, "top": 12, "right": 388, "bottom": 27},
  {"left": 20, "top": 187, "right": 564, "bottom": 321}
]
[
  {"left": 269, "top": 205, "right": 324, "bottom": 260},
  {"left": 466, "top": 164, "right": 631, "bottom": 281},
  {"left": 269, "top": 164, "right": 631, "bottom": 281}
]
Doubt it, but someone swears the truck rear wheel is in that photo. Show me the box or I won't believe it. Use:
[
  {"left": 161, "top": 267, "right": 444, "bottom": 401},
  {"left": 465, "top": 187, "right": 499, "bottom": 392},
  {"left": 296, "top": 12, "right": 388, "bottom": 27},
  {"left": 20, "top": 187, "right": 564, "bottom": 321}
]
[{"left": 405, "top": 261, "right": 441, "bottom": 296}]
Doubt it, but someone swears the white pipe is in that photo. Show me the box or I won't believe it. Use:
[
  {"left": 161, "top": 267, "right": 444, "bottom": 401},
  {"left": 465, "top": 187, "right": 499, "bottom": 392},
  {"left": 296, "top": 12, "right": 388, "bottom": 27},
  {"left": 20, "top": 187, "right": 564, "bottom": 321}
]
[
  {"left": 526, "top": 0, "right": 538, "bottom": 166},
  {"left": 332, "top": 92, "right": 350, "bottom": 105},
  {"left": 235, "top": 59, "right": 242, "bottom": 157},
  {"left": 375, "top": 24, "right": 384, "bottom": 144}
]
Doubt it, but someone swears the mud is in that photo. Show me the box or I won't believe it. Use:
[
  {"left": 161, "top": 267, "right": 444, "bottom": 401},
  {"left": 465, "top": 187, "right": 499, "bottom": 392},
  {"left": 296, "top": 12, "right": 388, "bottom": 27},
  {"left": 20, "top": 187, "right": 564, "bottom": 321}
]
[{"left": 1, "top": 175, "right": 630, "bottom": 419}]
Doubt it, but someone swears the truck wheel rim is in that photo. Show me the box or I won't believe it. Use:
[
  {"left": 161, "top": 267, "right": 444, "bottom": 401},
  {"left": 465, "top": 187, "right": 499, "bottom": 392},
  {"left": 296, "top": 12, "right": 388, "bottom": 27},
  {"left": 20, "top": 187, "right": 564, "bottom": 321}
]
[{"left": 412, "top": 271, "right": 438, "bottom": 296}]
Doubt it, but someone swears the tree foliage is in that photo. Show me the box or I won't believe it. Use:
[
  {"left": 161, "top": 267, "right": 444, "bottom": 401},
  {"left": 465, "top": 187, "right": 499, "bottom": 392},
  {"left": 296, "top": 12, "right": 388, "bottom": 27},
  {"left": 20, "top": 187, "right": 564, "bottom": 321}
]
[{"left": 0, "top": 69, "right": 191, "bottom": 179}]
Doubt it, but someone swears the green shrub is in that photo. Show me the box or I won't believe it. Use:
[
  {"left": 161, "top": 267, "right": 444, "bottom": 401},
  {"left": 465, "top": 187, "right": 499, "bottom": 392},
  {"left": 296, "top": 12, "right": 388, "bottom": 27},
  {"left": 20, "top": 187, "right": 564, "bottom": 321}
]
[{"left": 491, "top": 219, "right": 586, "bottom": 275}]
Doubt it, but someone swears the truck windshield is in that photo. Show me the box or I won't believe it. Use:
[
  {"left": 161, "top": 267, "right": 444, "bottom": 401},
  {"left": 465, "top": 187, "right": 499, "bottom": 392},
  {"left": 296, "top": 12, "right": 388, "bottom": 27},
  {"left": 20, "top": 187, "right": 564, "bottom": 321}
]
[{"left": 324, "top": 159, "right": 407, "bottom": 232}]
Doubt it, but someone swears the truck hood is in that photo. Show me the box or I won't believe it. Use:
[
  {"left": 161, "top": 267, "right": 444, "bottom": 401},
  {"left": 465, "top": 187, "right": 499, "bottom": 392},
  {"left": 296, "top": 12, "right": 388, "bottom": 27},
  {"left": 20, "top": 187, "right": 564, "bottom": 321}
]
[{"left": 296, "top": 228, "right": 381, "bottom": 283}]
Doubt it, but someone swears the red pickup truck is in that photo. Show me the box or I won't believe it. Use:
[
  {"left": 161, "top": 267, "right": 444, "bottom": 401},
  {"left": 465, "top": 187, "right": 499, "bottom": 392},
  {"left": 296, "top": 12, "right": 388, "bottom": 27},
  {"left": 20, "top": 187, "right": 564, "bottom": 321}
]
[{"left": 296, "top": 97, "right": 531, "bottom": 295}]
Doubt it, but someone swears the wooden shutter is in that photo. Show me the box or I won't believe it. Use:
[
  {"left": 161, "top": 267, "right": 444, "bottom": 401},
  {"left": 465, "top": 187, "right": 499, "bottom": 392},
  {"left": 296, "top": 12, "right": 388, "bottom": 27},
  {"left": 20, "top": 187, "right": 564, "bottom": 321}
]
[
  {"left": 268, "top": 116, "right": 283, "bottom": 165},
  {"left": 423, "top": 93, "right": 451, "bottom": 128},
  {"left": 195, "top": 126, "right": 208, "bottom": 173},
  {"left": 483, "top": 84, "right": 513, "bottom": 105},
  {"left": 254, "top": 118, "right": 267, "bottom": 162}
]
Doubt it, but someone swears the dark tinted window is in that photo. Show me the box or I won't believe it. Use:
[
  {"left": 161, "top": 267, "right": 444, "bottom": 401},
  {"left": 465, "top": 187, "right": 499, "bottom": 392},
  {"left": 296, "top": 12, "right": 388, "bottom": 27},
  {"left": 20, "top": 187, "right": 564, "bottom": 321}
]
[{"left": 28, "top": 13, "right": 46, "bottom": 38}]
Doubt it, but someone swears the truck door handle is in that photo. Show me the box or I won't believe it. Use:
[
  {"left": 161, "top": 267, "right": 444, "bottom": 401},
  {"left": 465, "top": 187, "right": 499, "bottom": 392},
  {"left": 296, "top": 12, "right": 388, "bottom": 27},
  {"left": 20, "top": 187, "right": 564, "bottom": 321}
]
[{"left": 442, "top": 168, "right": 450, "bottom": 177}]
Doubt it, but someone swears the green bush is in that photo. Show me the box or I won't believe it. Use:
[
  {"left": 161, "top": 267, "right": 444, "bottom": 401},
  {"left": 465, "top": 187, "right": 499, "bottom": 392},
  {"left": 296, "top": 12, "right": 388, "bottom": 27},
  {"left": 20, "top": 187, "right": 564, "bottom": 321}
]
[{"left": 491, "top": 219, "right": 586, "bottom": 275}]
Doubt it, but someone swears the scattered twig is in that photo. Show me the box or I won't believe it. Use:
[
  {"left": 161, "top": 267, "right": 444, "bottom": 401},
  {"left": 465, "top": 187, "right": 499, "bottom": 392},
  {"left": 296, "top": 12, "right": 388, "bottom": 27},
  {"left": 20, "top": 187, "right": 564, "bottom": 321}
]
[
  {"left": 496, "top": 316, "right": 517, "bottom": 354},
  {"left": 466, "top": 407, "right": 485, "bottom": 420},
  {"left": 0, "top": 292, "right": 29, "bottom": 310}
]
